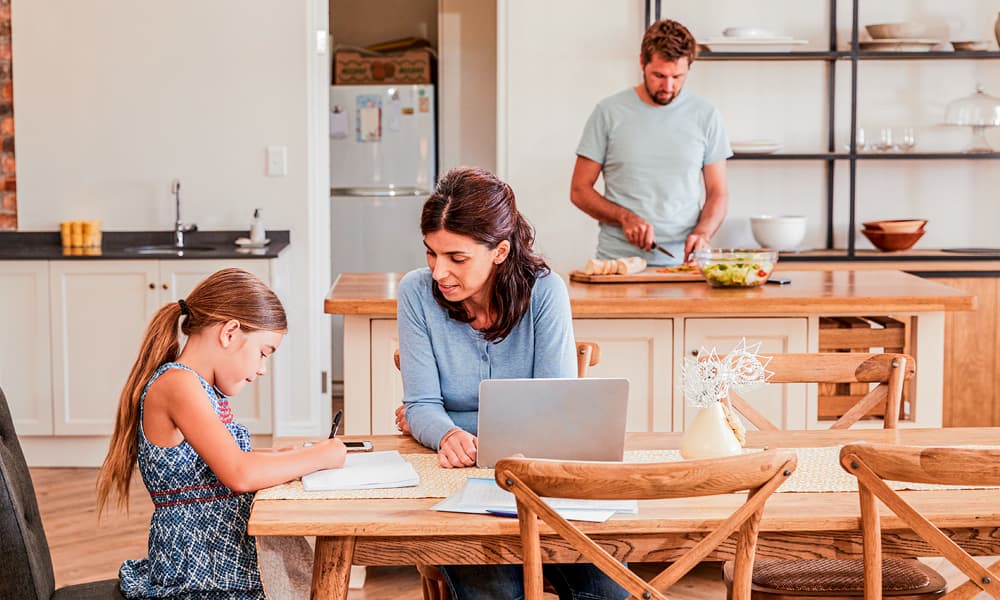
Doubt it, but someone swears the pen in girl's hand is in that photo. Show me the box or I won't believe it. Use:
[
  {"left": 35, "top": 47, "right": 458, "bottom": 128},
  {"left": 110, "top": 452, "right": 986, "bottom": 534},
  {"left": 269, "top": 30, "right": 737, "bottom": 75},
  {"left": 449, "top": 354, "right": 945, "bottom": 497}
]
[{"left": 330, "top": 409, "right": 343, "bottom": 438}]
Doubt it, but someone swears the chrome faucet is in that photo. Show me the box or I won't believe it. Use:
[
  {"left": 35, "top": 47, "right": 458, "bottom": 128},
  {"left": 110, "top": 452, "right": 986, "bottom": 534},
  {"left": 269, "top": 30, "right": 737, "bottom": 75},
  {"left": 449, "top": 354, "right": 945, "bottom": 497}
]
[{"left": 171, "top": 179, "right": 197, "bottom": 247}]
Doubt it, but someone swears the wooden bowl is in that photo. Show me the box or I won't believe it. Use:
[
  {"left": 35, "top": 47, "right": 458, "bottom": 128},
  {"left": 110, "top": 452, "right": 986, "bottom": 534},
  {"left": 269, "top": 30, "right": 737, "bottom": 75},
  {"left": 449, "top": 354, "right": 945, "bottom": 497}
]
[
  {"left": 861, "top": 228, "right": 925, "bottom": 251},
  {"left": 862, "top": 219, "right": 927, "bottom": 233}
]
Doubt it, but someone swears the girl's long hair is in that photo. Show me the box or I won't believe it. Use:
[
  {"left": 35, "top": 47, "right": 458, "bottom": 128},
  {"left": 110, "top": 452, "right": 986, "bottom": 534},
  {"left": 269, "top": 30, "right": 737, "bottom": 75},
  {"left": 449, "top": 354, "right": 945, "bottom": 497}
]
[
  {"left": 421, "top": 166, "right": 548, "bottom": 342},
  {"left": 96, "top": 268, "right": 287, "bottom": 514}
]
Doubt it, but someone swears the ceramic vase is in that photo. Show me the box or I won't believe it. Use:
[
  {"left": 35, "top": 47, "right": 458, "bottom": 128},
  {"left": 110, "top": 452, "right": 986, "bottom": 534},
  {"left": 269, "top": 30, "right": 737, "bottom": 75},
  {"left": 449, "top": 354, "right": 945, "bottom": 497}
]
[{"left": 679, "top": 402, "right": 743, "bottom": 459}]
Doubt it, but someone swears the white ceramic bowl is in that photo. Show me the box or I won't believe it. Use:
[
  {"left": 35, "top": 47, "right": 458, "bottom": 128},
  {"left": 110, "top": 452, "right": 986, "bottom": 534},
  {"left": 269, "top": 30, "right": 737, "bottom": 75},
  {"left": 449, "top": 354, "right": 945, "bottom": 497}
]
[{"left": 750, "top": 215, "right": 807, "bottom": 251}]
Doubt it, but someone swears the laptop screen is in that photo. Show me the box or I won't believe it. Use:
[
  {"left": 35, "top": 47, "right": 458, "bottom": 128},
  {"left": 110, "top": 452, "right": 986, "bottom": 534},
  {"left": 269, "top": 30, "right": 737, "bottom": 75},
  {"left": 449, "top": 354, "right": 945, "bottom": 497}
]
[{"left": 476, "top": 377, "right": 629, "bottom": 468}]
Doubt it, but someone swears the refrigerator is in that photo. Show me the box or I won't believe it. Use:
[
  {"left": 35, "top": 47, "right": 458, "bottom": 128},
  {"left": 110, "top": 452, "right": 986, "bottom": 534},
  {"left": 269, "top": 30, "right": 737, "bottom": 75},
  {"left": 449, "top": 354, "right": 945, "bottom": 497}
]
[{"left": 330, "top": 83, "right": 436, "bottom": 380}]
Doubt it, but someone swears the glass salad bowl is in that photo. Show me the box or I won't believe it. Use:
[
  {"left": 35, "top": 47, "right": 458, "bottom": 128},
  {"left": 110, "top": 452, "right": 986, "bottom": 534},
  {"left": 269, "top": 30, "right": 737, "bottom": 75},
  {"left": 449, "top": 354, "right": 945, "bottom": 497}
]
[{"left": 693, "top": 248, "right": 778, "bottom": 288}]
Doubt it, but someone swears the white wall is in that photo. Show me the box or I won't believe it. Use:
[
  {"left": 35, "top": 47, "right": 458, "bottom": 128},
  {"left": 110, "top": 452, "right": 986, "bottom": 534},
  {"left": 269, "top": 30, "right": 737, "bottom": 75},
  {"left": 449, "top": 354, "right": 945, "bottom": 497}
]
[
  {"left": 499, "top": 0, "right": 1000, "bottom": 274},
  {"left": 12, "top": 0, "right": 331, "bottom": 436},
  {"left": 439, "top": 0, "right": 497, "bottom": 173}
]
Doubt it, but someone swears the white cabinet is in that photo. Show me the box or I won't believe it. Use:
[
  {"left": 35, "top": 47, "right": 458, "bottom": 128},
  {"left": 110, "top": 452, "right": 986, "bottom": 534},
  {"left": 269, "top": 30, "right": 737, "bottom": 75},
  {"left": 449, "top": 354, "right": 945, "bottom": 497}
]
[
  {"left": 0, "top": 262, "right": 53, "bottom": 434},
  {"left": 49, "top": 260, "right": 273, "bottom": 436},
  {"left": 682, "top": 318, "right": 808, "bottom": 431},
  {"left": 370, "top": 319, "right": 402, "bottom": 435},
  {"left": 572, "top": 319, "right": 673, "bottom": 432}
]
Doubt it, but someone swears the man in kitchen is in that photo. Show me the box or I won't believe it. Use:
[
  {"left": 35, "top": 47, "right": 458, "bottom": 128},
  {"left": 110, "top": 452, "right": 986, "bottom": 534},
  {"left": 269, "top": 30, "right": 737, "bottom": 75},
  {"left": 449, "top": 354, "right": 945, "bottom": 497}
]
[{"left": 570, "top": 18, "right": 731, "bottom": 265}]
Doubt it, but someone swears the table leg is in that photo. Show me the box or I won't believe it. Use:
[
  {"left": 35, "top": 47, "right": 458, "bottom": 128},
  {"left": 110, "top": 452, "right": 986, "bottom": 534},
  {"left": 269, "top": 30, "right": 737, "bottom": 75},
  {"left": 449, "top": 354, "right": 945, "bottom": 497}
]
[{"left": 311, "top": 535, "right": 356, "bottom": 600}]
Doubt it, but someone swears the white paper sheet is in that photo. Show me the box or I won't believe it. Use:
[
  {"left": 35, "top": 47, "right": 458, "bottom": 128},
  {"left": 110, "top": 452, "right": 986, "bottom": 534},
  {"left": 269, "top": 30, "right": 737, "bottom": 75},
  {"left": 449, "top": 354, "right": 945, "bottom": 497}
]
[{"left": 301, "top": 451, "right": 418, "bottom": 491}]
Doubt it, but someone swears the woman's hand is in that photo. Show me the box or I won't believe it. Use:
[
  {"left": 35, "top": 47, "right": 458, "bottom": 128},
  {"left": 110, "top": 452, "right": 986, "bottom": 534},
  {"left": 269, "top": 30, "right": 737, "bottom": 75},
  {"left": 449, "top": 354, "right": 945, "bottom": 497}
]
[
  {"left": 438, "top": 428, "right": 478, "bottom": 468},
  {"left": 394, "top": 404, "right": 411, "bottom": 435}
]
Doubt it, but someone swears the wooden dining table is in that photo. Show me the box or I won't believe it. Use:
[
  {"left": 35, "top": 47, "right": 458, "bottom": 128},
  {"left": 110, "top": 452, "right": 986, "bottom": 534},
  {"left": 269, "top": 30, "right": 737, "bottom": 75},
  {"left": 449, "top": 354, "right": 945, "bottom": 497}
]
[{"left": 247, "top": 427, "right": 1000, "bottom": 599}]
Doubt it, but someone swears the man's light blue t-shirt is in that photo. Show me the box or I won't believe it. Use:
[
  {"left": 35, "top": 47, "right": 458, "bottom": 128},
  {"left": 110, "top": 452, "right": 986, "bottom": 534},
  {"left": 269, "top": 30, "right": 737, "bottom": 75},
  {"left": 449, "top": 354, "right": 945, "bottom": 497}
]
[
  {"left": 576, "top": 87, "right": 732, "bottom": 265},
  {"left": 397, "top": 268, "right": 577, "bottom": 450}
]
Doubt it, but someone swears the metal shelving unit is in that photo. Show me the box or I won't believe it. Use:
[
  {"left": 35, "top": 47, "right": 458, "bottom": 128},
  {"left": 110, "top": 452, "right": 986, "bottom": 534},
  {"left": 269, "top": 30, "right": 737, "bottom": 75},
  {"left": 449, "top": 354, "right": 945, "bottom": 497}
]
[{"left": 648, "top": 0, "right": 1000, "bottom": 255}]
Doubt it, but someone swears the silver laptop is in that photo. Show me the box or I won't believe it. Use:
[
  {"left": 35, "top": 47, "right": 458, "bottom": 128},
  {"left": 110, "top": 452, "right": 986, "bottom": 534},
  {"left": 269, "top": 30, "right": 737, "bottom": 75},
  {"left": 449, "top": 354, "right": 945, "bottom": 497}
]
[{"left": 476, "top": 377, "right": 629, "bottom": 468}]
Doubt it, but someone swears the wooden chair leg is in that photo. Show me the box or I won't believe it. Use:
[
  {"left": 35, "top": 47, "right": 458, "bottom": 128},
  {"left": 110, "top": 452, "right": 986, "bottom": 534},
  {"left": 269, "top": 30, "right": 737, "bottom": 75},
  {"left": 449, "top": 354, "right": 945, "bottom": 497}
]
[{"left": 416, "top": 564, "right": 450, "bottom": 600}]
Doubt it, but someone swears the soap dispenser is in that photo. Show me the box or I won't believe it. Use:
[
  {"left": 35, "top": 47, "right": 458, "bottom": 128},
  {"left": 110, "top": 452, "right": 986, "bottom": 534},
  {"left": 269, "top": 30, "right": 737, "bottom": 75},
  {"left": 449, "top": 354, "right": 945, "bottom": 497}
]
[{"left": 250, "top": 208, "right": 266, "bottom": 244}]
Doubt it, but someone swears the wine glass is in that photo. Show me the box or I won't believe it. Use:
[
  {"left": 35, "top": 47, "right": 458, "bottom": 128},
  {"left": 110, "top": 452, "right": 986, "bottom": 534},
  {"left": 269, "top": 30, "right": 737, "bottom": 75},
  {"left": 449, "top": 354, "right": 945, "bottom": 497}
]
[
  {"left": 875, "top": 127, "right": 896, "bottom": 152},
  {"left": 897, "top": 127, "right": 917, "bottom": 152}
]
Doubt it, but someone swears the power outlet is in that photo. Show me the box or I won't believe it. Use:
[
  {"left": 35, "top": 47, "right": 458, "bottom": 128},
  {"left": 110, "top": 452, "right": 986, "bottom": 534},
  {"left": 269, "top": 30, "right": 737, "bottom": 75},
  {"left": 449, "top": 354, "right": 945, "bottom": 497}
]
[{"left": 266, "top": 145, "right": 287, "bottom": 177}]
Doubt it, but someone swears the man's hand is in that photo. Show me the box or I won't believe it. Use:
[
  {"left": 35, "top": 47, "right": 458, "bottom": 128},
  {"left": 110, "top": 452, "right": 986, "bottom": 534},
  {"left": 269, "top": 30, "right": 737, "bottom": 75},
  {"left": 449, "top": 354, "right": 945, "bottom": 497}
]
[
  {"left": 438, "top": 428, "right": 478, "bottom": 468},
  {"left": 394, "top": 404, "right": 410, "bottom": 435},
  {"left": 620, "top": 211, "right": 654, "bottom": 251},
  {"left": 684, "top": 232, "right": 711, "bottom": 263}
]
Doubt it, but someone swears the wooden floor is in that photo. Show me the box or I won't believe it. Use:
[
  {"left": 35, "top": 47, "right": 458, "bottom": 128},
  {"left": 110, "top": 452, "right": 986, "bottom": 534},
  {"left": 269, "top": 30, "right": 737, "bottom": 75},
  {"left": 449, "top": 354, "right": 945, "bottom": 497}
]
[{"left": 31, "top": 467, "right": 992, "bottom": 599}]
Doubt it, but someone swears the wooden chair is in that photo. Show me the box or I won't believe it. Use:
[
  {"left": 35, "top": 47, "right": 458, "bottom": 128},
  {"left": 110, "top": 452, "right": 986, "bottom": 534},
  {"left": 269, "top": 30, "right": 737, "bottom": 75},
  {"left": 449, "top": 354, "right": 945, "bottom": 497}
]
[
  {"left": 0, "top": 385, "right": 125, "bottom": 599},
  {"left": 727, "top": 352, "right": 914, "bottom": 432},
  {"left": 393, "top": 340, "right": 601, "bottom": 378},
  {"left": 396, "top": 341, "right": 601, "bottom": 600},
  {"left": 722, "top": 352, "right": 947, "bottom": 599},
  {"left": 840, "top": 442, "right": 1000, "bottom": 599},
  {"left": 496, "top": 449, "right": 797, "bottom": 600}
]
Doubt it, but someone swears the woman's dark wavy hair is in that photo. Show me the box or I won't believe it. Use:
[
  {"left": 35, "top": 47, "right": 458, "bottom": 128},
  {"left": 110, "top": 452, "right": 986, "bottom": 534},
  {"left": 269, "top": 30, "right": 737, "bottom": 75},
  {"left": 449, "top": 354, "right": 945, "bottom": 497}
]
[{"left": 421, "top": 167, "right": 549, "bottom": 342}]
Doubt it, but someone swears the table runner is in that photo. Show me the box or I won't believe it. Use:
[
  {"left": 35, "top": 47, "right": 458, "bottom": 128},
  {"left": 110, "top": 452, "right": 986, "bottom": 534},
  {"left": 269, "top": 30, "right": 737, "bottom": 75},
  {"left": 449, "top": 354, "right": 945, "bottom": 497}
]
[{"left": 254, "top": 446, "right": 1000, "bottom": 501}]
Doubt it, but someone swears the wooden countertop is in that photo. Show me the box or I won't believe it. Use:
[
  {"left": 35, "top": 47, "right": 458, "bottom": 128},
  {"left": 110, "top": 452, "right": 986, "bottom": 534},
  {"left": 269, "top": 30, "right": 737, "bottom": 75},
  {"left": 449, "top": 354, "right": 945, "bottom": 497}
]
[{"left": 324, "top": 270, "right": 975, "bottom": 317}]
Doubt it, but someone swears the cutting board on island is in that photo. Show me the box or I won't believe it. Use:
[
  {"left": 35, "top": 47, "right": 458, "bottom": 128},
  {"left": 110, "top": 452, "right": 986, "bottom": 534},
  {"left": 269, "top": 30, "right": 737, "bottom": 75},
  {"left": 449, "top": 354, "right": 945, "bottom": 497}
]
[{"left": 569, "top": 268, "right": 704, "bottom": 283}]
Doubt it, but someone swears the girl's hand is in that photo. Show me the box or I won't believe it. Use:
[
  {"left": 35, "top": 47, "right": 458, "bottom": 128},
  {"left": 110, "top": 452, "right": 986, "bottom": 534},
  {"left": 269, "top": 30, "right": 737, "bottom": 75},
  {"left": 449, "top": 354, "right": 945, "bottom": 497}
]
[
  {"left": 438, "top": 428, "right": 478, "bottom": 468},
  {"left": 315, "top": 438, "right": 347, "bottom": 469}
]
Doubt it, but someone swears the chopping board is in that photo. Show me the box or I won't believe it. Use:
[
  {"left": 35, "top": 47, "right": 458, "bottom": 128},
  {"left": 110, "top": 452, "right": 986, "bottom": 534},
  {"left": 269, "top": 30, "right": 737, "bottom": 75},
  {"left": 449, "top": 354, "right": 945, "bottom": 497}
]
[{"left": 569, "top": 268, "right": 704, "bottom": 283}]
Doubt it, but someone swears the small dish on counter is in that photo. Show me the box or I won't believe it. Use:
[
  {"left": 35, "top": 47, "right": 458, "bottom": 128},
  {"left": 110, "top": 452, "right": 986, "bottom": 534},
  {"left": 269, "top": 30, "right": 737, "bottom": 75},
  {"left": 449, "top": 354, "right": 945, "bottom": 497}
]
[{"left": 235, "top": 237, "right": 271, "bottom": 248}]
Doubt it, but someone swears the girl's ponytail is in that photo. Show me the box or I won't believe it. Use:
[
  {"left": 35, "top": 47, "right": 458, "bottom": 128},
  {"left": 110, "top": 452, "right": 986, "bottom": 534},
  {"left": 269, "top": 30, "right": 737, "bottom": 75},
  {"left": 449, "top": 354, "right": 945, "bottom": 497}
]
[{"left": 96, "top": 302, "right": 184, "bottom": 514}]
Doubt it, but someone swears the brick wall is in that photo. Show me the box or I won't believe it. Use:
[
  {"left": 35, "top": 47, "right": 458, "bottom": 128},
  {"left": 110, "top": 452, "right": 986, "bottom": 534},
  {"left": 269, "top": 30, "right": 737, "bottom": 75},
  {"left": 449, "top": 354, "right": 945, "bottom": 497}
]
[{"left": 0, "top": 0, "right": 14, "bottom": 230}]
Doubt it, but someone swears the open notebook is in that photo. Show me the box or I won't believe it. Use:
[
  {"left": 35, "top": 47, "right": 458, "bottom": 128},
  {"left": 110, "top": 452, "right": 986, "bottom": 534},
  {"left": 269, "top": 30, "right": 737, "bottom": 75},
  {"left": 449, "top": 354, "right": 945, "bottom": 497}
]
[{"left": 301, "top": 450, "right": 419, "bottom": 491}]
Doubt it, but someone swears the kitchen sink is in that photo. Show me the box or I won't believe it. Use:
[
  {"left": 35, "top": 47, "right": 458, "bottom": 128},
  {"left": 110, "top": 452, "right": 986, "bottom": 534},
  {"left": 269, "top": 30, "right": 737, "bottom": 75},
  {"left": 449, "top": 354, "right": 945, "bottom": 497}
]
[{"left": 123, "top": 244, "right": 217, "bottom": 255}]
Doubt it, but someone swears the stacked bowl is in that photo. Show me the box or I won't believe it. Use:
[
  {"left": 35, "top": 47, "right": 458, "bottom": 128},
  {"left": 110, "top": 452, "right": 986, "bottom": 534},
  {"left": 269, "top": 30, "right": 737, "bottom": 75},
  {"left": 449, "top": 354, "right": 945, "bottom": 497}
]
[{"left": 861, "top": 219, "right": 927, "bottom": 251}]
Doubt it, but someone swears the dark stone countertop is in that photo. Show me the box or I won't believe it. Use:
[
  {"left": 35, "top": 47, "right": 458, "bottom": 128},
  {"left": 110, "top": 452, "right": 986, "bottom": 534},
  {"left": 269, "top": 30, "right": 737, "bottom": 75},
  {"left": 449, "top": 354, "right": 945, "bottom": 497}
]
[{"left": 0, "top": 230, "right": 289, "bottom": 260}]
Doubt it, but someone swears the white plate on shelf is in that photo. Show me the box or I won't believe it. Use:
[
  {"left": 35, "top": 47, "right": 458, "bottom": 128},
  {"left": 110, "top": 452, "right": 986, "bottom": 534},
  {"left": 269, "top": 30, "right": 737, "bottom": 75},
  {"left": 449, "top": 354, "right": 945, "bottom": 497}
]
[
  {"left": 700, "top": 39, "right": 807, "bottom": 52},
  {"left": 235, "top": 237, "right": 271, "bottom": 248},
  {"left": 732, "top": 140, "right": 783, "bottom": 154},
  {"left": 858, "top": 38, "right": 938, "bottom": 51}
]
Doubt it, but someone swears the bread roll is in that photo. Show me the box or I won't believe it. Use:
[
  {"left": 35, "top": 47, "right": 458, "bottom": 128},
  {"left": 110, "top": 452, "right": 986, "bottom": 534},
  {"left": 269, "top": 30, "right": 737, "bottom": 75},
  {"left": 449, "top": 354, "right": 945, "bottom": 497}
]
[
  {"left": 615, "top": 256, "right": 646, "bottom": 275},
  {"left": 583, "top": 256, "right": 646, "bottom": 276}
]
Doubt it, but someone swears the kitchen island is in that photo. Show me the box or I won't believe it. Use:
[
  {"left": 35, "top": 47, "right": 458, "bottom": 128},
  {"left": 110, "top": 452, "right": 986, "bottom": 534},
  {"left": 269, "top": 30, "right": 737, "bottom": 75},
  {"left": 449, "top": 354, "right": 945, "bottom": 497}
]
[{"left": 326, "top": 270, "right": 974, "bottom": 436}]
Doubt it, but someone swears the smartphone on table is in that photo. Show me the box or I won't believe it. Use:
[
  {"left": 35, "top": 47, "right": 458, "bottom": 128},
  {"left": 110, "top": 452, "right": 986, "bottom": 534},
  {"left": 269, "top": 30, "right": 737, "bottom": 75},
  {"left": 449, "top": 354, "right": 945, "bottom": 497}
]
[{"left": 343, "top": 440, "right": 374, "bottom": 452}]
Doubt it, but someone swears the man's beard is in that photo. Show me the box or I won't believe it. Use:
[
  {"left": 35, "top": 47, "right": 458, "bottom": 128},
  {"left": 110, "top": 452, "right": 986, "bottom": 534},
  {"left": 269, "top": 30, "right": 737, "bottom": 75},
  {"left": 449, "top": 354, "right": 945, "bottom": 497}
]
[{"left": 644, "top": 77, "right": 678, "bottom": 106}]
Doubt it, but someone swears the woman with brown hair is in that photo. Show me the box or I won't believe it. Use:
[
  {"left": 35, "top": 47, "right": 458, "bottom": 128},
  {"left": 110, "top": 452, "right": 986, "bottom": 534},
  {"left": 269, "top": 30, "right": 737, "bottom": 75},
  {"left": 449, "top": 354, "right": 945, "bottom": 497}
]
[
  {"left": 97, "top": 267, "right": 345, "bottom": 598},
  {"left": 396, "top": 167, "right": 627, "bottom": 599}
]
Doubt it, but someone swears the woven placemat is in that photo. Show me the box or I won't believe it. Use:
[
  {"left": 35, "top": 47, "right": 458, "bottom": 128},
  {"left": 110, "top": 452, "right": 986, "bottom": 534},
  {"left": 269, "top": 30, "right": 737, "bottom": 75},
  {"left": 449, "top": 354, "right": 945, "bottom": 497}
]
[{"left": 254, "top": 446, "right": 1000, "bottom": 501}]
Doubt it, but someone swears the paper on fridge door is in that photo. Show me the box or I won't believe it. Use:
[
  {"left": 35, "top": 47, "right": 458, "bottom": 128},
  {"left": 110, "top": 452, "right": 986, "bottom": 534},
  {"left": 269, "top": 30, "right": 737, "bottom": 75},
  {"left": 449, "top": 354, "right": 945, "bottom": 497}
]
[
  {"left": 355, "top": 94, "right": 383, "bottom": 142},
  {"left": 330, "top": 108, "right": 349, "bottom": 139}
]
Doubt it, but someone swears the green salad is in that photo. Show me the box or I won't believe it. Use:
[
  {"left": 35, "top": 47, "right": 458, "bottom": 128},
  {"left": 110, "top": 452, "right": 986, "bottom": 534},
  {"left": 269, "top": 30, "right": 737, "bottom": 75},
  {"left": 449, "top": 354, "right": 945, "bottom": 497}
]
[{"left": 698, "top": 256, "right": 775, "bottom": 287}]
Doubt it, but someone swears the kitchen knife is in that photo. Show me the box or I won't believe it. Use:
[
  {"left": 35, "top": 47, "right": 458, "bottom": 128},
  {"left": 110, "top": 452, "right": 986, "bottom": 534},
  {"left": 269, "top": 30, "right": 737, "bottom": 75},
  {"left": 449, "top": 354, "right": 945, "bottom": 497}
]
[{"left": 651, "top": 243, "right": 675, "bottom": 258}]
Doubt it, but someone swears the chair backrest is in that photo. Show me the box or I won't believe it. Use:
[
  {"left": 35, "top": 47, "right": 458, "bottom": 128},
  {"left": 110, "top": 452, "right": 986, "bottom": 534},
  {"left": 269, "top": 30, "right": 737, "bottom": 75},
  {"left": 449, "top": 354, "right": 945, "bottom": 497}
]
[
  {"left": 840, "top": 442, "right": 1000, "bottom": 599},
  {"left": 0, "top": 385, "right": 56, "bottom": 600},
  {"left": 726, "top": 352, "right": 914, "bottom": 431},
  {"left": 393, "top": 340, "right": 601, "bottom": 378},
  {"left": 495, "top": 449, "right": 797, "bottom": 600}
]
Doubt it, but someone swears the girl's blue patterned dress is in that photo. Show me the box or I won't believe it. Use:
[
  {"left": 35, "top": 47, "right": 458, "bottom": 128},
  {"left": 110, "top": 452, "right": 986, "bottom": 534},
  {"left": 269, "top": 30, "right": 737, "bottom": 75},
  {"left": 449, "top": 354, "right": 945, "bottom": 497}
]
[{"left": 119, "top": 362, "right": 265, "bottom": 599}]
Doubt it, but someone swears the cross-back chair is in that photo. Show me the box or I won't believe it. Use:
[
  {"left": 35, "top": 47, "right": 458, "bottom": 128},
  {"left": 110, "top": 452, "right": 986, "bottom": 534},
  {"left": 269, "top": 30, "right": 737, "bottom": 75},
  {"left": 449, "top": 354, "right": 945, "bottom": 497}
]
[
  {"left": 395, "top": 340, "right": 601, "bottom": 600},
  {"left": 840, "top": 442, "right": 1000, "bottom": 599},
  {"left": 0, "top": 385, "right": 124, "bottom": 599},
  {"left": 393, "top": 340, "right": 601, "bottom": 378},
  {"left": 728, "top": 352, "right": 914, "bottom": 432},
  {"left": 496, "top": 449, "right": 797, "bottom": 600},
  {"left": 722, "top": 352, "right": 949, "bottom": 599}
]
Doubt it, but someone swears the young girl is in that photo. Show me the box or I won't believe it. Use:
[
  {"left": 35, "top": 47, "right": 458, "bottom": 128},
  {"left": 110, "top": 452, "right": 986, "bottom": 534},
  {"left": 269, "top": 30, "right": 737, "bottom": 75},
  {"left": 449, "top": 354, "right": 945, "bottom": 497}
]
[{"left": 97, "top": 267, "right": 345, "bottom": 599}]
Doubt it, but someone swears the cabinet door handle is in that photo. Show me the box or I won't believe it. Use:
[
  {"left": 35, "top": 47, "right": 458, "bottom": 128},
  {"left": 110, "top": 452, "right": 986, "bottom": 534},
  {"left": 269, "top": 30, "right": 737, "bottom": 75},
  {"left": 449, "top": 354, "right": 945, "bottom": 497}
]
[
  {"left": 162, "top": 283, "right": 168, "bottom": 290},
  {"left": 148, "top": 283, "right": 155, "bottom": 290}
]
